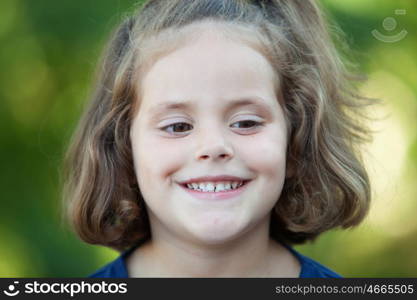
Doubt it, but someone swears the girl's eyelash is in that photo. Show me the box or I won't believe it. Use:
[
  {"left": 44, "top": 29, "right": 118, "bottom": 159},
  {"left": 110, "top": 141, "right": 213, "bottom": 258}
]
[
  {"left": 230, "top": 120, "right": 264, "bottom": 129},
  {"left": 160, "top": 120, "right": 264, "bottom": 134},
  {"left": 161, "top": 122, "right": 192, "bottom": 134}
]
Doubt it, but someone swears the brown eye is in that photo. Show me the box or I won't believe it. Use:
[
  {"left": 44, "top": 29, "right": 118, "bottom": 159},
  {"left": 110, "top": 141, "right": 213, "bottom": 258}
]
[
  {"left": 231, "top": 120, "right": 263, "bottom": 129},
  {"left": 162, "top": 122, "right": 193, "bottom": 134}
]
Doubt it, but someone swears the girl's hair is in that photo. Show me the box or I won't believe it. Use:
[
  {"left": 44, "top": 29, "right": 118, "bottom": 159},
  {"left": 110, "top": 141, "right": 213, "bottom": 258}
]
[{"left": 62, "top": 0, "right": 373, "bottom": 251}]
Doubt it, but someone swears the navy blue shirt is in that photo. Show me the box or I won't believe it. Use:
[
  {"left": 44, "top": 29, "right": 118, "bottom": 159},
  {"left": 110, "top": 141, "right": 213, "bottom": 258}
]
[{"left": 89, "top": 239, "right": 341, "bottom": 278}]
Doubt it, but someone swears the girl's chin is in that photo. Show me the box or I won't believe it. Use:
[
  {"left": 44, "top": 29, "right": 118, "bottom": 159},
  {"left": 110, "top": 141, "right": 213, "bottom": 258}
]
[{"left": 186, "top": 222, "right": 247, "bottom": 246}]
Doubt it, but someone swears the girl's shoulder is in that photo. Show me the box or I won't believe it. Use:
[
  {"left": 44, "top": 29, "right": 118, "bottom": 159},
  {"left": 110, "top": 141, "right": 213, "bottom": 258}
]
[
  {"left": 282, "top": 243, "right": 342, "bottom": 278},
  {"left": 89, "top": 255, "right": 128, "bottom": 278},
  {"left": 89, "top": 242, "right": 142, "bottom": 278},
  {"left": 297, "top": 253, "right": 342, "bottom": 278}
]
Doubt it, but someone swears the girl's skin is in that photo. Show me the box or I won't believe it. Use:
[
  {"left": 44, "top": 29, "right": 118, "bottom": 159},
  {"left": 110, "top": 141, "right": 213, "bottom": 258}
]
[{"left": 128, "top": 22, "right": 300, "bottom": 277}]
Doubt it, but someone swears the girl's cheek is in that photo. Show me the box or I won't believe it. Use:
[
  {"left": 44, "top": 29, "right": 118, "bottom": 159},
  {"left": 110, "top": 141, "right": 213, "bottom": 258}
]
[
  {"left": 138, "top": 132, "right": 190, "bottom": 179},
  {"left": 243, "top": 137, "right": 286, "bottom": 174},
  {"left": 238, "top": 123, "right": 287, "bottom": 164}
]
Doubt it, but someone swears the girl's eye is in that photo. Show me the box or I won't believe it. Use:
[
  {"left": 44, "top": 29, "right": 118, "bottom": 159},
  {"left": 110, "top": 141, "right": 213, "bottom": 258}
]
[
  {"left": 231, "top": 120, "right": 264, "bottom": 129},
  {"left": 161, "top": 122, "right": 193, "bottom": 134},
  {"left": 160, "top": 120, "right": 263, "bottom": 135}
]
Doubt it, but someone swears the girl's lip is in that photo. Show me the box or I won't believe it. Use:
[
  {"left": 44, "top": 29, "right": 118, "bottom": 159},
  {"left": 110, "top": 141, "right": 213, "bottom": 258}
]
[
  {"left": 178, "top": 180, "right": 251, "bottom": 200},
  {"left": 179, "top": 175, "right": 250, "bottom": 185}
]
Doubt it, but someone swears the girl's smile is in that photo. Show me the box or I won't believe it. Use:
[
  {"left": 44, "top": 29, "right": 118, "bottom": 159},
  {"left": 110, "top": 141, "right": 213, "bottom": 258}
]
[
  {"left": 178, "top": 178, "right": 252, "bottom": 201},
  {"left": 176, "top": 174, "right": 252, "bottom": 200}
]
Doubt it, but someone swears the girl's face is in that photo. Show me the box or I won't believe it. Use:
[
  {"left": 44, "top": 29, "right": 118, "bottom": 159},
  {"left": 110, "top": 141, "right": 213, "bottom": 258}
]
[{"left": 130, "top": 27, "right": 288, "bottom": 246}]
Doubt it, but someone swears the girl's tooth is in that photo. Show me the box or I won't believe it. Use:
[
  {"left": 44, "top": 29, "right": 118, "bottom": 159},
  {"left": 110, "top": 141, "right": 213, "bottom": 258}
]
[
  {"left": 215, "top": 182, "right": 225, "bottom": 192},
  {"left": 206, "top": 182, "right": 214, "bottom": 192},
  {"left": 186, "top": 181, "right": 242, "bottom": 192}
]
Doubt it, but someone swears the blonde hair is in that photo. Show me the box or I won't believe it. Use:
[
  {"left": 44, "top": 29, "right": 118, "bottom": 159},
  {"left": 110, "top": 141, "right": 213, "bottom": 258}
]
[{"left": 62, "top": 0, "right": 373, "bottom": 251}]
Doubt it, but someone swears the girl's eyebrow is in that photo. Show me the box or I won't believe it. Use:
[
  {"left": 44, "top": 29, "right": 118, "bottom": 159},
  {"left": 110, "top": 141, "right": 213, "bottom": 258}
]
[{"left": 148, "top": 97, "right": 273, "bottom": 116}]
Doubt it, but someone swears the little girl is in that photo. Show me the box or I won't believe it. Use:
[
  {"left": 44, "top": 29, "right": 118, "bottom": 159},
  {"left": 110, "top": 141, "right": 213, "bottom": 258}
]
[{"left": 63, "top": 0, "right": 372, "bottom": 278}]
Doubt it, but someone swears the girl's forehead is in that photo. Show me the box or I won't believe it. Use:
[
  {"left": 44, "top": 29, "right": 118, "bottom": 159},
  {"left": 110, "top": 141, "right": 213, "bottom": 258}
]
[
  {"left": 136, "top": 19, "right": 276, "bottom": 78},
  {"left": 131, "top": 20, "right": 281, "bottom": 116},
  {"left": 145, "top": 37, "right": 275, "bottom": 90}
]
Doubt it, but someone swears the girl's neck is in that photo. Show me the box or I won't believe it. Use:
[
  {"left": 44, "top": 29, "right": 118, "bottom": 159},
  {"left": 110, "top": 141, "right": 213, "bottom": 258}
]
[{"left": 126, "top": 221, "right": 300, "bottom": 277}]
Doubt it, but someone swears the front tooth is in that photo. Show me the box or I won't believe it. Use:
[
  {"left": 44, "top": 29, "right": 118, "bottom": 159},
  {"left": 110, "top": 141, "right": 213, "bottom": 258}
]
[
  {"left": 214, "top": 182, "right": 225, "bottom": 192},
  {"left": 205, "top": 182, "right": 215, "bottom": 192},
  {"left": 224, "top": 182, "right": 231, "bottom": 190}
]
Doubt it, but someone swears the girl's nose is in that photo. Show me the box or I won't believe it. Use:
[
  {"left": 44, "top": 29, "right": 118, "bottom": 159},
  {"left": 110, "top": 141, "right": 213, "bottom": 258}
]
[
  {"left": 195, "top": 127, "right": 234, "bottom": 162},
  {"left": 197, "top": 147, "right": 233, "bottom": 162}
]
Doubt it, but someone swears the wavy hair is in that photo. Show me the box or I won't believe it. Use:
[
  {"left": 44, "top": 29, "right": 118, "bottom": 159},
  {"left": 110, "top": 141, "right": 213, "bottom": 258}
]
[{"left": 62, "top": 0, "right": 373, "bottom": 251}]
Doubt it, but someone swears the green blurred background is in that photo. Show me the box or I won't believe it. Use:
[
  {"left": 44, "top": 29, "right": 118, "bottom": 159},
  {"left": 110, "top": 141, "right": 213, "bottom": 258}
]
[{"left": 0, "top": 0, "right": 416, "bottom": 277}]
